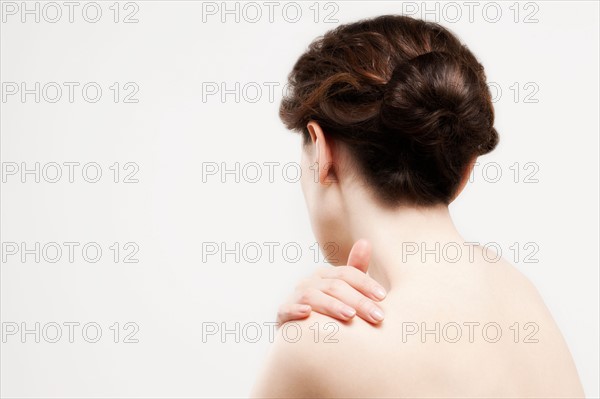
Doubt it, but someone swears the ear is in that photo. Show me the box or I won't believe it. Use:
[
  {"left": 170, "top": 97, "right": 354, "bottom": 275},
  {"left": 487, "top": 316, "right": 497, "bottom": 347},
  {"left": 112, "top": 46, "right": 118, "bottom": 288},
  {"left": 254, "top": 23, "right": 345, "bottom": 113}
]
[
  {"left": 306, "top": 121, "right": 337, "bottom": 184},
  {"left": 450, "top": 156, "right": 477, "bottom": 203}
]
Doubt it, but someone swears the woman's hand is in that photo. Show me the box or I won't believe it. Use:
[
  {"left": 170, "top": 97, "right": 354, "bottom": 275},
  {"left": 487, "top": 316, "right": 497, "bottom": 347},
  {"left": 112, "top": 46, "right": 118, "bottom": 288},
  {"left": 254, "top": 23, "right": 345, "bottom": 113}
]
[{"left": 277, "top": 239, "right": 387, "bottom": 325}]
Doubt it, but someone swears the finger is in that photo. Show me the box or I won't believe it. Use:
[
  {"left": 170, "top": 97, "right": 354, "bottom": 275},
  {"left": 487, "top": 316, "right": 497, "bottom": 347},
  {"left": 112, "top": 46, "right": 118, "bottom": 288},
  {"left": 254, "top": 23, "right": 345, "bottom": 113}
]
[
  {"left": 277, "top": 303, "right": 311, "bottom": 325},
  {"left": 347, "top": 238, "right": 372, "bottom": 273},
  {"left": 321, "top": 266, "right": 386, "bottom": 301},
  {"left": 298, "top": 288, "right": 357, "bottom": 321},
  {"left": 318, "top": 279, "right": 385, "bottom": 324}
]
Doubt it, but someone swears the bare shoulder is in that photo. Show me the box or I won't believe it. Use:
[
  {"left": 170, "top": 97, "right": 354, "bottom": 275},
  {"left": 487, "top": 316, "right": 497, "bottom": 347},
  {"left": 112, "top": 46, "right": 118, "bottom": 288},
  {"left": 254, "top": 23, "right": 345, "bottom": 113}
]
[
  {"left": 250, "top": 313, "right": 377, "bottom": 398},
  {"left": 479, "top": 255, "right": 560, "bottom": 319},
  {"left": 249, "top": 319, "right": 317, "bottom": 398}
]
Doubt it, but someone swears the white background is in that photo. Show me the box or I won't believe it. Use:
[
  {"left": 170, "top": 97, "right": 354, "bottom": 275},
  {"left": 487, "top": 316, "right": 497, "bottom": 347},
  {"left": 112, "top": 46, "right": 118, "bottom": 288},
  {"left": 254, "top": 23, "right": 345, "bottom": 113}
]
[{"left": 1, "top": 1, "right": 598, "bottom": 398}]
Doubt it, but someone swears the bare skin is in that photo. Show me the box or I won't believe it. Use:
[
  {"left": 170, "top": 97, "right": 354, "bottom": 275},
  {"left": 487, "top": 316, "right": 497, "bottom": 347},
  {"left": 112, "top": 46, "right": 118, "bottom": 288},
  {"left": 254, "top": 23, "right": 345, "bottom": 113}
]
[
  {"left": 276, "top": 239, "right": 386, "bottom": 326},
  {"left": 254, "top": 250, "right": 584, "bottom": 398},
  {"left": 251, "top": 121, "right": 584, "bottom": 398}
]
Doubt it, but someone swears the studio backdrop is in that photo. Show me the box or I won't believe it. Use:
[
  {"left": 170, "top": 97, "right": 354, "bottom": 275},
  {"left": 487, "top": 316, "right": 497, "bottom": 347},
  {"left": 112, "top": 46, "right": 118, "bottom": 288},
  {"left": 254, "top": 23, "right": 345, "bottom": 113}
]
[{"left": 1, "top": 1, "right": 598, "bottom": 398}]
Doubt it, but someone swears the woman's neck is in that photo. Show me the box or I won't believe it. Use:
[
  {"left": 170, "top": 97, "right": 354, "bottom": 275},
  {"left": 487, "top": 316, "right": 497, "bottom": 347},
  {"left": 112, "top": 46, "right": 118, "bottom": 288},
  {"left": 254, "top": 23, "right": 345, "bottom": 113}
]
[{"left": 343, "top": 195, "right": 464, "bottom": 291}]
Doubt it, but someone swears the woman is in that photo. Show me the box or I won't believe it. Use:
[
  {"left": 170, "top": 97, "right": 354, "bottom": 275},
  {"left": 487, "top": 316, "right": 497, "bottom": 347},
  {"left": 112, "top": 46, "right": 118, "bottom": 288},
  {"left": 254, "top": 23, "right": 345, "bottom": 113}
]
[{"left": 252, "top": 15, "right": 584, "bottom": 398}]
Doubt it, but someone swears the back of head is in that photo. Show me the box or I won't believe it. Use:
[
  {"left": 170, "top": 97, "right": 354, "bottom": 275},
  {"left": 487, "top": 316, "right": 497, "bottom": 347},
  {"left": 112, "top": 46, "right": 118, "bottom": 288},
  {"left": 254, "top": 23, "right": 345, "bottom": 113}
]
[{"left": 280, "top": 15, "right": 498, "bottom": 206}]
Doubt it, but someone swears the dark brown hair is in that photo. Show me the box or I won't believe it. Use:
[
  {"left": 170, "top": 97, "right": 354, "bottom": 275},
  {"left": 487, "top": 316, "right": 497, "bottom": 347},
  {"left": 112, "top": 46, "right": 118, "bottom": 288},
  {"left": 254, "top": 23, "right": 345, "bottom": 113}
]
[{"left": 280, "top": 15, "right": 498, "bottom": 206}]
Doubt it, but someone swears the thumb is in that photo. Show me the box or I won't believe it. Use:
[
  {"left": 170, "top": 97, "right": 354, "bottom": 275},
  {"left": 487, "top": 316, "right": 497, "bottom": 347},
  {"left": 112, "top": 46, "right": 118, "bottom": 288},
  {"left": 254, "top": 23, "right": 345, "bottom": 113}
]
[{"left": 346, "top": 239, "right": 372, "bottom": 273}]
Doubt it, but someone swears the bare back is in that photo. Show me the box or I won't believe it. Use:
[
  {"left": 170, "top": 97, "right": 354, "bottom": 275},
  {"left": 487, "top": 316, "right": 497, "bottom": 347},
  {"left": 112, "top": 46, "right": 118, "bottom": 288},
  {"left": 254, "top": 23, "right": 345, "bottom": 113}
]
[{"left": 252, "top": 248, "right": 584, "bottom": 398}]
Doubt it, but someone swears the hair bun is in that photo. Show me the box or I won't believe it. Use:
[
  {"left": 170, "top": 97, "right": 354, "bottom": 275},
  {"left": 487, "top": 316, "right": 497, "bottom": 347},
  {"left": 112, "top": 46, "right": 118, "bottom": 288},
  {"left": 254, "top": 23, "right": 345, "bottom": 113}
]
[
  {"left": 379, "top": 51, "right": 496, "bottom": 154},
  {"left": 280, "top": 15, "right": 499, "bottom": 205}
]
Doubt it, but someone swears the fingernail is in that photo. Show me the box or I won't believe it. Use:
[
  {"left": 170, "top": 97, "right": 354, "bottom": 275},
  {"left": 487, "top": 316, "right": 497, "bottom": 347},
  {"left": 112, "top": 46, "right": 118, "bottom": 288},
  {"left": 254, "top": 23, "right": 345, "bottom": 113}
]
[
  {"left": 372, "top": 286, "right": 387, "bottom": 300},
  {"left": 370, "top": 308, "right": 384, "bottom": 322},
  {"left": 341, "top": 306, "right": 356, "bottom": 318},
  {"left": 298, "top": 305, "right": 311, "bottom": 313}
]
